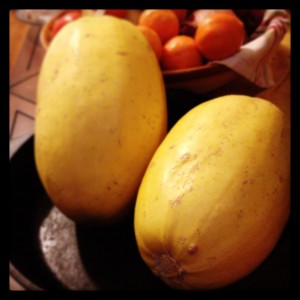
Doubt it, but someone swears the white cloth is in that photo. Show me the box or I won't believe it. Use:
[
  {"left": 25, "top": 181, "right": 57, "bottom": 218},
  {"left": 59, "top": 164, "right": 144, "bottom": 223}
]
[{"left": 213, "top": 10, "right": 290, "bottom": 88}]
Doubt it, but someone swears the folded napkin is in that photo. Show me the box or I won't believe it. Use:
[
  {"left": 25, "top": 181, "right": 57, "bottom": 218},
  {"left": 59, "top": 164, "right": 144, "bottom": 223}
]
[{"left": 214, "top": 9, "right": 290, "bottom": 88}]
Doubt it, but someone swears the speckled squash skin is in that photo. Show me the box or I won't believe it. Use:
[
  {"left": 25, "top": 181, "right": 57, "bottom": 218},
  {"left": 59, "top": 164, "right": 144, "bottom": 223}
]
[
  {"left": 134, "top": 95, "right": 290, "bottom": 289},
  {"left": 35, "top": 16, "right": 167, "bottom": 224}
]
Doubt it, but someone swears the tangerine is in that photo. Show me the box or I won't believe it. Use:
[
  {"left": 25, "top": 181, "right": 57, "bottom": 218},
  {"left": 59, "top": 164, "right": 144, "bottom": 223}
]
[
  {"left": 137, "top": 25, "right": 163, "bottom": 61},
  {"left": 161, "top": 35, "right": 203, "bottom": 71},
  {"left": 195, "top": 13, "right": 245, "bottom": 61},
  {"left": 171, "top": 9, "right": 188, "bottom": 22},
  {"left": 105, "top": 10, "right": 128, "bottom": 18},
  {"left": 139, "top": 9, "right": 179, "bottom": 44}
]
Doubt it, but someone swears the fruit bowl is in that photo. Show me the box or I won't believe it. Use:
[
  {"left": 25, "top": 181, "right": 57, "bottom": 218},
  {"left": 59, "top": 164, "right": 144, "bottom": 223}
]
[
  {"left": 39, "top": 12, "right": 56, "bottom": 49},
  {"left": 40, "top": 10, "right": 238, "bottom": 93},
  {"left": 39, "top": 9, "right": 268, "bottom": 94},
  {"left": 39, "top": 10, "right": 141, "bottom": 50}
]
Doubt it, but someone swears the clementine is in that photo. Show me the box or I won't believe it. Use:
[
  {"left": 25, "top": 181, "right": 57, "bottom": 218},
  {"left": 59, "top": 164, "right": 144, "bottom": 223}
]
[
  {"left": 195, "top": 13, "right": 245, "bottom": 61},
  {"left": 137, "top": 25, "right": 163, "bottom": 61},
  {"left": 161, "top": 35, "right": 203, "bottom": 71},
  {"left": 105, "top": 10, "right": 128, "bottom": 18},
  {"left": 139, "top": 9, "right": 179, "bottom": 44},
  {"left": 171, "top": 9, "right": 188, "bottom": 22}
]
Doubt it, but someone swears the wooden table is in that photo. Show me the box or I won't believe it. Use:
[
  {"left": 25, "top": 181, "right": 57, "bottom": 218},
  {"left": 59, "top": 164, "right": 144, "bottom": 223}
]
[{"left": 10, "top": 11, "right": 30, "bottom": 73}]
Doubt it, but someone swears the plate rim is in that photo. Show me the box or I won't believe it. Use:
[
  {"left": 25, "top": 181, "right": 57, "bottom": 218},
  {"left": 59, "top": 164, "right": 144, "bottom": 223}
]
[{"left": 10, "top": 262, "right": 44, "bottom": 291}]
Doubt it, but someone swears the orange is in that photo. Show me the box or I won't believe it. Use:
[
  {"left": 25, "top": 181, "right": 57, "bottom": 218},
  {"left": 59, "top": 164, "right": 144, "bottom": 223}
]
[
  {"left": 190, "top": 9, "right": 235, "bottom": 25},
  {"left": 161, "top": 35, "right": 203, "bottom": 71},
  {"left": 139, "top": 9, "right": 179, "bottom": 44},
  {"left": 195, "top": 13, "right": 245, "bottom": 61},
  {"left": 104, "top": 10, "right": 128, "bottom": 18},
  {"left": 171, "top": 9, "right": 188, "bottom": 22},
  {"left": 137, "top": 25, "right": 163, "bottom": 61}
]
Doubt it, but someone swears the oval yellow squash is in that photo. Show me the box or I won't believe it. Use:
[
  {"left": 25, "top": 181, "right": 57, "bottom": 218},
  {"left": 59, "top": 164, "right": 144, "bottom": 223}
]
[
  {"left": 35, "top": 16, "right": 167, "bottom": 224},
  {"left": 134, "top": 95, "right": 290, "bottom": 289}
]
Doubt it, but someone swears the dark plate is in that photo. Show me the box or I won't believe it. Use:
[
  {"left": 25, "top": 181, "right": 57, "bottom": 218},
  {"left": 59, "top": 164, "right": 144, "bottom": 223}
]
[
  {"left": 10, "top": 91, "right": 290, "bottom": 290},
  {"left": 10, "top": 135, "right": 170, "bottom": 290}
]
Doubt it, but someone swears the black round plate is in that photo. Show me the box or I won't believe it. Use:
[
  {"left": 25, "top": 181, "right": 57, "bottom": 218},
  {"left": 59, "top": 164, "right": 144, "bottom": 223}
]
[{"left": 10, "top": 90, "right": 290, "bottom": 290}]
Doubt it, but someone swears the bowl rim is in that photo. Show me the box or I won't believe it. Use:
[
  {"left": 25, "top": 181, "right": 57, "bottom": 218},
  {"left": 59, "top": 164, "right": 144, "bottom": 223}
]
[
  {"left": 10, "top": 262, "right": 43, "bottom": 291},
  {"left": 162, "top": 63, "right": 234, "bottom": 81},
  {"left": 40, "top": 9, "right": 83, "bottom": 50}
]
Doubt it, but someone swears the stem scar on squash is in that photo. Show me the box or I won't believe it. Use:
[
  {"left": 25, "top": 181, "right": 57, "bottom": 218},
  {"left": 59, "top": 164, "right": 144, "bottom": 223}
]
[{"left": 153, "top": 254, "right": 184, "bottom": 284}]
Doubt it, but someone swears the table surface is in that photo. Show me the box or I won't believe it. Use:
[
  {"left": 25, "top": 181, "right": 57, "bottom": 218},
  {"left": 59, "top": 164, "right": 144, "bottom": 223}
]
[
  {"left": 10, "top": 11, "right": 30, "bottom": 72},
  {"left": 9, "top": 10, "right": 291, "bottom": 291},
  {"left": 10, "top": 11, "right": 30, "bottom": 290}
]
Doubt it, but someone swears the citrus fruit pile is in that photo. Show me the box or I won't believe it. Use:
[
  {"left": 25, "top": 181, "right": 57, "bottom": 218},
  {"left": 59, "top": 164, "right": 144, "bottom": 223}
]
[
  {"left": 137, "top": 9, "right": 246, "bottom": 71},
  {"left": 48, "top": 10, "right": 263, "bottom": 72}
]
